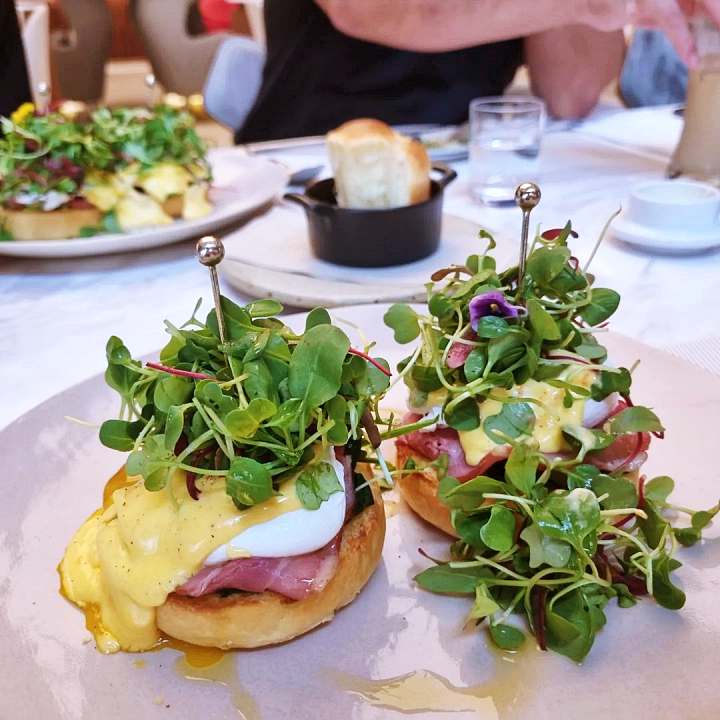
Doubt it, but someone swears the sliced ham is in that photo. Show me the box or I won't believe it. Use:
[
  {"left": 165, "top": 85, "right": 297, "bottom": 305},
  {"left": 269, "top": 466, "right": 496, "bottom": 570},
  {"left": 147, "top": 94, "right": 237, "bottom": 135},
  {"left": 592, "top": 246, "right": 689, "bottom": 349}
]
[
  {"left": 585, "top": 398, "right": 651, "bottom": 472},
  {"left": 586, "top": 431, "right": 650, "bottom": 473},
  {"left": 176, "top": 445, "right": 356, "bottom": 600},
  {"left": 176, "top": 535, "right": 341, "bottom": 600},
  {"left": 397, "top": 418, "right": 509, "bottom": 481},
  {"left": 446, "top": 331, "right": 477, "bottom": 369}
]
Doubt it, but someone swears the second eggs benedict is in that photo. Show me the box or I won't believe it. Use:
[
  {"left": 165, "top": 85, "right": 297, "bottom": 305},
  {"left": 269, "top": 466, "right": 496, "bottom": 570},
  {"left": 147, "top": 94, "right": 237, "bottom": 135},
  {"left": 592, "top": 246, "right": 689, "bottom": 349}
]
[{"left": 60, "top": 297, "right": 390, "bottom": 652}]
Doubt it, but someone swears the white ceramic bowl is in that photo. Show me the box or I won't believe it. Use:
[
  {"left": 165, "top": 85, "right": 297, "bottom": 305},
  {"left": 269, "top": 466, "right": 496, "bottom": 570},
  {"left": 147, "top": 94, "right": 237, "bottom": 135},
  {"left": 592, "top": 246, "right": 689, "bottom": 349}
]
[{"left": 613, "top": 179, "right": 720, "bottom": 253}]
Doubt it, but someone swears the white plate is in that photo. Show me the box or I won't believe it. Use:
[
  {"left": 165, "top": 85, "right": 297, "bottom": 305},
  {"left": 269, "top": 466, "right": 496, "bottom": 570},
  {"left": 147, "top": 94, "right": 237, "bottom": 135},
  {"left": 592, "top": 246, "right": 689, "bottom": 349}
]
[
  {"left": 612, "top": 211, "right": 720, "bottom": 254},
  {"left": 220, "top": 261, "right": 426, "bottom": 307},
  {"left": 1, "top": 304, "right": 720, "bottom": 719},
  {"left": 221, "top": 210, "right": 516, "bottom": 306},
  {"left": 0, "top": 149, "right": 288, "bottom": 258}
]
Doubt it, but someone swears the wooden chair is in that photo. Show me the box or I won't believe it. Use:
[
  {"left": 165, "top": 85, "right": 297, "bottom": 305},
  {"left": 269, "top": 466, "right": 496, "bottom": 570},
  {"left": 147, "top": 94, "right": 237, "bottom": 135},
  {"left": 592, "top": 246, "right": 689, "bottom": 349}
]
[
  {"left": 129, "top": 0, "right": 229, "bottom": 95},
  {"left": 16, "top": 0, "right": 52, "bottom": 103},
  {"left": 48, "top": 0, "right": 112, "bottom": 101}
]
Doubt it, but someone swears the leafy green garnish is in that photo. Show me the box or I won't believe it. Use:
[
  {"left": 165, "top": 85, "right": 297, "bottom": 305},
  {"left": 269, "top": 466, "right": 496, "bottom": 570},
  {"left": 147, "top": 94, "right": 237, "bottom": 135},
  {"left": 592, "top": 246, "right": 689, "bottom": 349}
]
[
  {"left": 0, "top": 104, "right": 210, "bottom": 210},
  {"left": 296, "top": 461, "right": 343, "bottom": 510},
  {"left": 98, "top": 296, "right": 390, "bottom": 510},
  {"left": 389, "top": 224, "right": 716, "bottom": 662}
]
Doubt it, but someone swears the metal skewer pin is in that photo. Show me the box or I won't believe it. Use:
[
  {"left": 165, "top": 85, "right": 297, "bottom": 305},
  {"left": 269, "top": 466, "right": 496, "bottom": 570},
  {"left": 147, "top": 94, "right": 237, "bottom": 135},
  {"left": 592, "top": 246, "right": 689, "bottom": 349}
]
[
  {"left": 37, "top": 81, "right": 50, "bottom": 115},
  {"left": 196, "top": 235, "right": 228, "bottom": 344},
  {"left": 514, "top": 182, "right": 541, "bottom": 293},
  {"left": 144, "top": 72, "right": 157, "bottom": 108}
]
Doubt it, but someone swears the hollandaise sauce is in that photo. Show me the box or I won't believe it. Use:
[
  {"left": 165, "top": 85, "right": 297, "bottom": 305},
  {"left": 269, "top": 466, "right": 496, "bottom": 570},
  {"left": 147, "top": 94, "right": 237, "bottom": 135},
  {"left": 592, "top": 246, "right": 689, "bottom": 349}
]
[
  {"left": 458, "top": 369, "right": 595, "bottom": 466},
  {"left": 59, "top": 467, "right": 304, "bottom": 653}
]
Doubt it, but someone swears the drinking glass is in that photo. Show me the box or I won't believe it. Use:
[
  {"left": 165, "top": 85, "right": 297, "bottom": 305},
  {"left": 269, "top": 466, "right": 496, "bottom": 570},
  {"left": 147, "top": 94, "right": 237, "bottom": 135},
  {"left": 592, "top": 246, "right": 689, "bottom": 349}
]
[{"left": 469, "top": 96, "right": 546, "bottom": 205}]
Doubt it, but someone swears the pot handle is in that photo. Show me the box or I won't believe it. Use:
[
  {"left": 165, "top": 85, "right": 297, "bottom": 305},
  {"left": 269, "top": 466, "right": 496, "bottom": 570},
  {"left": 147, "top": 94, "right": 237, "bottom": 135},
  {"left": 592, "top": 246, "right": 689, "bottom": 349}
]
[
  {"left": 283, "top": 192, "right": 319, "bottom": 210},
  {"left": 431, "top": 162, "right": 458, "bottom": 189}
]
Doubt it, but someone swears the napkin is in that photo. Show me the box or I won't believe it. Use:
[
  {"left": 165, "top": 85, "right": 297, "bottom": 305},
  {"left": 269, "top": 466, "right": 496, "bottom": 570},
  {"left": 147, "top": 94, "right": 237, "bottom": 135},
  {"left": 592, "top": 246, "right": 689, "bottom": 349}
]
[
  {"left": 577, "top": 106, "right": 683, "bottom": 158},
  {"left": 666, "top": 336, "right": 720, "bottom": 376}
]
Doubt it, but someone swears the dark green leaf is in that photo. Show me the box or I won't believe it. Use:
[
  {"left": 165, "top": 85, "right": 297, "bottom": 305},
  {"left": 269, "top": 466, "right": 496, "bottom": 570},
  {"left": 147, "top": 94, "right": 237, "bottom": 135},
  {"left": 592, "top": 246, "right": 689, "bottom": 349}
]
[
  {"left": 527, "top": 298, "right": 561, "bottom": 341},
  {"left": 305, "top": 307, "right": 331, "bottom": 331},
  {"left": 153, "top": 375, "right": 193, "bottom": 413},
  {"left": 414, "top": 563, "right": 491, "bottom": 594},
  {"left": 326, "top": 395, "right": 349, "bottom": 445},
  {"left": 288, "top": 324, "right": 350, "bottom": 409},
  {"left": 610, "top": 406, "right": 665, "bottom": 434},
  {"left": 644, "top": 475, "right": 674, "bottom": 505},
  {"left": 526, "top": 246, "right": 571, "bottom": 286},
  {"left": 383, "top": 304, "right": 420, "bottom": 344},
  {"left": 164, "top": 405, "right": 186, "bottom": 451},
  {"left": 439, "top": 475, "right": 507, "bottom": 511},
  {"left": 265, "top": 398, "right": 303, "bottom": 429},
  {"left": 489, "top": 623, "right": 526, "bottom": 651},
  {"left": 429, "top": 293, "right": 454, "bottom": 318},
  {"left": 245, "top": 298, "right": 283, "bottom": 318},
  {"left": 483, "top": 402, "right": 535, "bottom": 443},
  {"left": 225, "top": 398, "right": 277, "bottom": 438},
  {"left": 580, "top": 288, "right": 620, "bottom": 326},
  {"left": 226, "top": 457, "right": 273, "bottom": 507},
  {"left": 638, "top": 499, "right": 669, "bottom": 549},
  {"left": 99, "top": 419, "right": 143, "bottom": 451},
  {"left": 505, "top": 443, "right": 539, "bottom": 495},
  {"left": 590, "top": 368, "right": 631, "bottom": 401},
  {"left": 479, "top": 505, "right": 516, "bottom": 552},
  {"left": 588, "top": 473, "right": 637, "bottom": 510},
  {"left": 463, "top": 348, "right": 487, "bottom": 382},
  {"left": 296, "top": 461, "right": 343, "bottom": 510},
  {"left": 535, "top": 489, "right": 601, "bottom": 554},
  {"left": 475, "top": 316, "right": 509, "bottom": 339},
  {"left": 519, "top": 523, "right": 572, "bottom": 568},
  {"left": 652, "top": 553, "right": 686, "bottom": 610},
  {"left": 444, "top": 397, "right": 480, "bottom": 431}
]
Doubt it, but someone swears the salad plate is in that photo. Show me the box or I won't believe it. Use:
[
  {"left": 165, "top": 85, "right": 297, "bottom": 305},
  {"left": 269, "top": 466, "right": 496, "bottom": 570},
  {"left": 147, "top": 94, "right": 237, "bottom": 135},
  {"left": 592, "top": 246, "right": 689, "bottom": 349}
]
[
  {"left": 1, "top": 303, "right": 719, "bottom": 720},
  {"left": 0, "top": 149, "right": 288, "bottom": 259}
]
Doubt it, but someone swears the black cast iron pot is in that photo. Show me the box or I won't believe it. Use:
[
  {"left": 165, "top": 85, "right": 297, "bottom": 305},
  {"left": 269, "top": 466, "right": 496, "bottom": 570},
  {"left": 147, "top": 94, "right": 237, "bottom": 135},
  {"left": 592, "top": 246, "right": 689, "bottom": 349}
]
[{"left": 284, "top": 163, "right": 457, "bottom": 268}]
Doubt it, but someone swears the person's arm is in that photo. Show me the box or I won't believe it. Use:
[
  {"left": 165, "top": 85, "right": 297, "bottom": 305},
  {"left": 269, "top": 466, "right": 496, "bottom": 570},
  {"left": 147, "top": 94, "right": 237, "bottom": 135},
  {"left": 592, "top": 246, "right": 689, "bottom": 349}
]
[
  {"left": 525, "top": 27, "right": 626, "bottom": 119},
  {"left": 315, "top": 0, "right": 609, "bottom": 51},
  {"left": 316, "top": 0, "right": 720, "bottom": 63}
]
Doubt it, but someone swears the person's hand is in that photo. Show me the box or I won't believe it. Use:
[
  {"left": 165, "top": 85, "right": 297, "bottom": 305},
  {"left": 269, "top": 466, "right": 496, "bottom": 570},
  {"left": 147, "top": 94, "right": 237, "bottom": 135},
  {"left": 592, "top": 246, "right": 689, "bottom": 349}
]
[{"left": 586, "top": 0, "right": 720, "bottom": 66}]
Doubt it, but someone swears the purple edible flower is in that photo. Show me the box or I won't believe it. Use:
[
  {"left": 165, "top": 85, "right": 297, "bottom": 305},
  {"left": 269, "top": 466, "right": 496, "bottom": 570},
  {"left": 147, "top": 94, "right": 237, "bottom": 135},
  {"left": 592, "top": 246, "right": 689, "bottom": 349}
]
[{"left": 469, "top": 291, "right": 520, "bottom": 329}]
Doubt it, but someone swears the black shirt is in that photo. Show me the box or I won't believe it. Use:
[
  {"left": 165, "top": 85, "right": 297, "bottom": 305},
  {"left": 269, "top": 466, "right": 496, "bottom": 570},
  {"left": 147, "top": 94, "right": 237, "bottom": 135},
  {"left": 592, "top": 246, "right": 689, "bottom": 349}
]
[
  {"left": 0, "top": 1, "right": 32, "bottom": 119},
  {"left": 237, "top": 0, "right": 523, "bottom": 142}
]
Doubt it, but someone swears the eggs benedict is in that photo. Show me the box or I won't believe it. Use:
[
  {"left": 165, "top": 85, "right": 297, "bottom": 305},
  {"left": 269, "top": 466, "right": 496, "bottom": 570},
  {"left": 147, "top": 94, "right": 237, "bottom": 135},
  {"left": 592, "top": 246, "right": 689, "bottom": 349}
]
[
  {"left": 59, "top": 297, "right": 389, "bottom": 652},
  {"left": 384, "top": 225, "right": 717, "bottom": 660},
  {"left": 0, "top": 103, "right": 212, "bottom": 241}
]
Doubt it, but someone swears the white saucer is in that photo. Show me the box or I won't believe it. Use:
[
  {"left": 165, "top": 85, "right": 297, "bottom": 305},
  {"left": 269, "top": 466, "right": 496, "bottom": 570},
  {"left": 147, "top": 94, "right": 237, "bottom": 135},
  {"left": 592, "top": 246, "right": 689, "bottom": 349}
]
[{"left": 612, "top": 211, "right": 720, "bottom": 254}]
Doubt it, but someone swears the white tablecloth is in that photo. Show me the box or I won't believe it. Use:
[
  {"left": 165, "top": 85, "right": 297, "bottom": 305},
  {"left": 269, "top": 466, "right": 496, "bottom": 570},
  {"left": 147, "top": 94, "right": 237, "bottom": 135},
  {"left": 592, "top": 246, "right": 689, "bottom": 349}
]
[{"left": 2, "top": 106, "right": 718, "bottom": 430}]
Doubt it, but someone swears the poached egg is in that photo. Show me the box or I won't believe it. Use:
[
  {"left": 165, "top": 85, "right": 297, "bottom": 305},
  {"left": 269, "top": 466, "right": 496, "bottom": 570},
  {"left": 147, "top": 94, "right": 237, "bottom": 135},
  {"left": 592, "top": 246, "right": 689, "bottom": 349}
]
[{"left": 59, "top": 447, "right": 346, "bottom": 653}]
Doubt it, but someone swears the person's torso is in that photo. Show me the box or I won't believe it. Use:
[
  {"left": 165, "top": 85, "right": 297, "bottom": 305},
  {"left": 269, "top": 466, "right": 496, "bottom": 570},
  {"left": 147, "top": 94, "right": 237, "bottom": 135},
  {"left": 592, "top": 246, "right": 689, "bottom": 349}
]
[{"left": 237, "top": 0, "right": 523, "bottom": 141}]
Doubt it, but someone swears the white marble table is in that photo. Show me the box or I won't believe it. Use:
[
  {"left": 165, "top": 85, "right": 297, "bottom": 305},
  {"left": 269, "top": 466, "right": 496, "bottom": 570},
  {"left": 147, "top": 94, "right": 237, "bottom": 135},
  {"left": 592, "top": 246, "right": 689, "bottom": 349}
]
[{"left": 2, "top": 106, "right": 719, "bottom": 430}]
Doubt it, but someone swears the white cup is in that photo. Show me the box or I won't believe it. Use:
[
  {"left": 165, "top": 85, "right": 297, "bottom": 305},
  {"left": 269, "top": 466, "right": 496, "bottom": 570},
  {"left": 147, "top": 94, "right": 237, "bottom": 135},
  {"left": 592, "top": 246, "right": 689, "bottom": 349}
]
[{"left": 625, "top": 180, "right": 720, "bottom": 233}]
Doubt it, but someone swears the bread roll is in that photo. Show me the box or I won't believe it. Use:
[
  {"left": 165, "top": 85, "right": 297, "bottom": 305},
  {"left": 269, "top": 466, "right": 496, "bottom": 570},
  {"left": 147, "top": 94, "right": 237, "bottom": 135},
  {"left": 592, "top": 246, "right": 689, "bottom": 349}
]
[
  {"left": 327, "top": 118, "right": 431, "bottom": 209},
  {"left": 0, "top": 206, "right": 102, "bottom": 241},
  {"left": 157, "top": 482, "right": 386, "bottom": 648}
]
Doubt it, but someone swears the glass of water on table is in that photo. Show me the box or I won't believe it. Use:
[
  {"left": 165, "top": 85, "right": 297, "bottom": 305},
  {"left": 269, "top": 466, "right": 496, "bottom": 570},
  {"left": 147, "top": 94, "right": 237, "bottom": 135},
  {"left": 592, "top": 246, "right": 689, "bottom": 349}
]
[{"left": 469, "top": 96, "right": 546, "bottom": 205}]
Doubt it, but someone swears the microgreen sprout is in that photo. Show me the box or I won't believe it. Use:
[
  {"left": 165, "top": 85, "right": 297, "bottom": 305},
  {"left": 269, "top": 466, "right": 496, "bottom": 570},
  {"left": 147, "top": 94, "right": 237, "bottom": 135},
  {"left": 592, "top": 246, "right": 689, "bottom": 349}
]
[
  {"left": 385, "top": 226, "right": 719, "bottom": 662},
  {"left": 99, "top": 296, "right": 391, "bottom": 512}
]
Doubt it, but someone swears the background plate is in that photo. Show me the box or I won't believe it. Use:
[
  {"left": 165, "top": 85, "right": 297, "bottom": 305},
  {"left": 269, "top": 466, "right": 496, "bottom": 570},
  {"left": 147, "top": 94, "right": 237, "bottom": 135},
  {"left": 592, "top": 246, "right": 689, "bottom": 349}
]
[
  {"left": 221, "top": 212, "right": 514, "bottom": 307},
  {"left": 0, "top": 149, "right": 288, "bottom": 258},
  {"left": 1, "top": 304, "right": 719, "bottom": 719}
]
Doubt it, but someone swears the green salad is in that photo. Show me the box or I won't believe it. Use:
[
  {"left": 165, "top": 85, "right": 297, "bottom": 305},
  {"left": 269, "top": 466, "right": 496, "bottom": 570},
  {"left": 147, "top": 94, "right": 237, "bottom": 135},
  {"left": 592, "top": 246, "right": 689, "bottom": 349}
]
[
  {"left": 384, "top": 224, "right": 718, "bottom": 661},
  {"left": 99, "top": 298, "right": 392, "bottom": 511}
]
